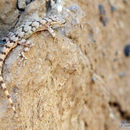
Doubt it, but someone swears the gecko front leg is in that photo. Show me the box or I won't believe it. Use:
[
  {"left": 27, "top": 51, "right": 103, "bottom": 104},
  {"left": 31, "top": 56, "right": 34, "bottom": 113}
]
[
  {"left": 17, "top": 39, "right": 34, "bottom": 65},
  {"left": 17, "top": 24, "right": 57, "bottom": 65},
  {"left": 46, "top": 25, "right": 56, "bottom": 37}
]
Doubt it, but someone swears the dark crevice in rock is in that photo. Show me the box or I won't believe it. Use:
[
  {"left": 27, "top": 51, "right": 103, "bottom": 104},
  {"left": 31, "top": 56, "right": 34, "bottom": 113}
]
[
  {"left": 46, "top": 0, "right": 52, "bottom": 13},
  {"left": 16, "top": 0, "right": 35, "bottom": 12},
  {"left": 109, "top": 101, "right": 130, "bottom": 122}
]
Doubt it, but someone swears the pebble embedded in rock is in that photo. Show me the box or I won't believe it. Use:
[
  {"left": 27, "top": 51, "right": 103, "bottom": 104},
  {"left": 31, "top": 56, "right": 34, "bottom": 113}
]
[
  {"left": 124, "top": 44, "right": 130, "bottom": 57},
  {"left": 98, "top": 4, "right": 108, "bottom": 26},
  {"left": 98, "top": 4, "right": 106, "bottom": 15},
  {"left": 111, "top": 6, "right": 116, "bottom": 12}
]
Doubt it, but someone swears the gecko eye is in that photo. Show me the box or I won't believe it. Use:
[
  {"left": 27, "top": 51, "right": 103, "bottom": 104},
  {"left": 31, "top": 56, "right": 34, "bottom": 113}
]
[
  {"left": 1, "top": 37, "right": 9, "bottom": 43},
  {"left": 0, "top": 39, "right": 6, "bottom": 46},
  {"left": 2, "top": 39, "right": 6, "bottom": 42}
]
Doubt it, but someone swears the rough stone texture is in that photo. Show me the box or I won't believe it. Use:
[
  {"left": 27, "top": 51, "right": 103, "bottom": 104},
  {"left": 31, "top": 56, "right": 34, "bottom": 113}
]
[
  {"left": 0, "top": 0, "right": 19, "bottom": 37},
  {"left": 0, "top": 0, "right": 130, "bottom": 130}
]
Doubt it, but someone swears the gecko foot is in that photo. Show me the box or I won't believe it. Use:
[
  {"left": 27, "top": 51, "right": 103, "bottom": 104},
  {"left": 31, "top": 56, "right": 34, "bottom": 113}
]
[{"left": 17, "top": 40, "right": 34, "bottom": 66}]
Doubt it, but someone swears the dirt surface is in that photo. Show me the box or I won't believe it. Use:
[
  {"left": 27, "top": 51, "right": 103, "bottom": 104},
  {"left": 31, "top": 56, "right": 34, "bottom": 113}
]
[{"left": 0, "top": 0, "right": 129, "bottom": 130}]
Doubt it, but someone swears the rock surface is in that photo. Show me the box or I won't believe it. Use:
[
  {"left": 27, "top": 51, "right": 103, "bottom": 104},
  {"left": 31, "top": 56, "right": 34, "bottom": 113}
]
[{"left": 0, "top": 0, "right": 130, "bottom": 130}]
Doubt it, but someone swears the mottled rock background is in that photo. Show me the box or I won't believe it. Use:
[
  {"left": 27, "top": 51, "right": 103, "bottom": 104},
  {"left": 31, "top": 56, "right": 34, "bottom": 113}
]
[{"left": 0, "top": 0, "right": 130, "bottom": 130}]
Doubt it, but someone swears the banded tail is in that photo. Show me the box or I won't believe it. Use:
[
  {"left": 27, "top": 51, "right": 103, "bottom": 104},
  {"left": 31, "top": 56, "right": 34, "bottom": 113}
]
[{"left": 0, "top": 40, "right": 17, "bottom": 113}]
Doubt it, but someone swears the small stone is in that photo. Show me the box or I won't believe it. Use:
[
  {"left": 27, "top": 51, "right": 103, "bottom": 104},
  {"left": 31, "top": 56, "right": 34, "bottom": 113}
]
[
  {"left": 98, "top": 4, "right": 106, "bottom": 15},
  {"left": 111, "top": 6, "right": 116, "bottom": 12},
  {"left": 124, "top": 44, "right": 130, "bottom": 57},
  {"left": 98, "top": 4, "right": 108, "bottom": 26}
]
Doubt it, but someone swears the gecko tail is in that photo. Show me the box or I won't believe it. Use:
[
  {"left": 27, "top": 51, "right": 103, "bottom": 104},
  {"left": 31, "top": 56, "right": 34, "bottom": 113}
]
[{"left": 0, "top": 77, "right": 16, "bottom": 113}]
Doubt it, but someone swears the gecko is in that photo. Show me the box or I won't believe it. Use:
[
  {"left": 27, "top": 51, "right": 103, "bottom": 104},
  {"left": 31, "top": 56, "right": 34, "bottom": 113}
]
[{"left": 0, "top": 11, "right": 66, "bottom": 114}]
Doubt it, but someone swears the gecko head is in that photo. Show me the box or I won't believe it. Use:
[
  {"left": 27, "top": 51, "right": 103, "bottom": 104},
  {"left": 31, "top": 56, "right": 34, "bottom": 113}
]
[{"left": 48, "top": 14, "right": 66, "bottom": 28}]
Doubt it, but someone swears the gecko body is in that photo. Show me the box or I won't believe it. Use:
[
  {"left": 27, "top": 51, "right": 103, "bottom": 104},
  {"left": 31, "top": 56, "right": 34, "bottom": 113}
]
[{"left": 0, "top": 14, "right": 65, "bottom": 113}]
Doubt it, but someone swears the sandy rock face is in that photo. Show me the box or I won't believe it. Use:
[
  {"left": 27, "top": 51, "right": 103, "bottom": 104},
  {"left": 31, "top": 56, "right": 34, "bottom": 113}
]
[
  {"left": 0, "top": 0, "right": 19, "bottom": 37},
  {"left": 0, "top": 0, "right": 130, "bottom": 130}
]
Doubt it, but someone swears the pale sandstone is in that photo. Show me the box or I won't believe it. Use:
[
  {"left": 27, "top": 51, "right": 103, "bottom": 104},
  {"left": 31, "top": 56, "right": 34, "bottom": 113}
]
[{"left": 0, "top": 0, "right": 129, "bottom": 130}]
